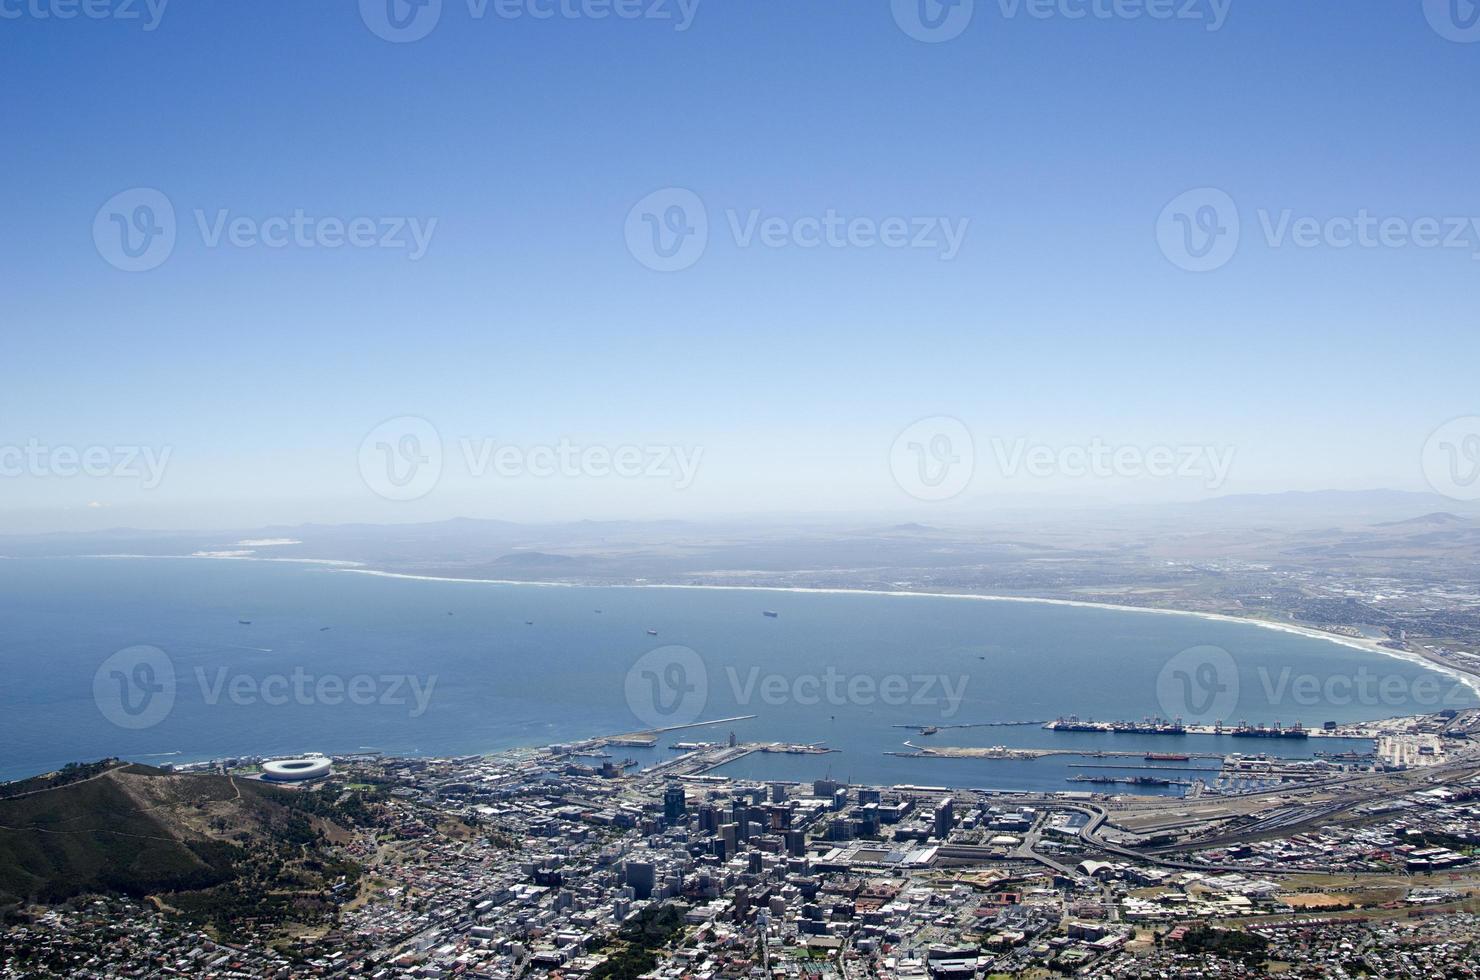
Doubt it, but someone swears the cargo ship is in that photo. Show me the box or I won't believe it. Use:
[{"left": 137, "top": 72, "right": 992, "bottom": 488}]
[
  {"left": 1046, "top": 715, "right": 1186, "bottom": 736},
  {"left": 1111, "top": 718, "right": 1187, "bottom": 735},
  {"left": 1046, "top": 716, "right": 1103, "bottom": 732},
  {"left": 1229, "top": 721, "right": 1309, "bottom": 739},
  {"left": 1145, "top": 753, "right": 1190, "bottom": 762},
  {"left": 1069, "top": 774, "right": 1187, "bottom": 788}
]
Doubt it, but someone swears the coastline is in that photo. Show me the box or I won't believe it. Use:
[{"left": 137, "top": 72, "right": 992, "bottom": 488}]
[
  {"left": 4, "top": 554, "right": 1473, "bottom": 785},
  {"left": 337, "top": 567, "right": 1480, "bottom": 699},
  {"left": 27, "top": 552, "right": 1477, "bottom": 699}
]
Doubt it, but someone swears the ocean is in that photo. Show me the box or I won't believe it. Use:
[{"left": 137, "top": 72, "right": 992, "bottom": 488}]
[{"left": 1, "top": 556, "right": 1470, "bottom": 792}]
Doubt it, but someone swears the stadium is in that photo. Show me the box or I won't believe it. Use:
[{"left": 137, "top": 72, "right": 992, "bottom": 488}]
[{"left": 260, "top": 756, "right": 332, "bottom": 783}]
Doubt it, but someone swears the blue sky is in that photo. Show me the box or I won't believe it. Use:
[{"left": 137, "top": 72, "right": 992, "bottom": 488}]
[{"left": 2, "top": 0, "right": 1478, "bottom": 531}]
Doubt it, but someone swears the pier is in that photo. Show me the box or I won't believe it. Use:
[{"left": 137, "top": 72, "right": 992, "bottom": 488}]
[
  {"left": 891, "top": 744, "right": 1226, "bottom": 762},
  {"left": 590, "top": 715, "right": 760, "bottom": 749},
  {"left": 1067, "top": 763, "right": 1223, "bottom": 773}
]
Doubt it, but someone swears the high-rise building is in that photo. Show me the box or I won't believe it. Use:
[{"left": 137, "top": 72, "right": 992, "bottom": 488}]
[
  {"left": 828, "top": 817, "right": 854, "bottom": 842},
  {"left": 624, "top": 861, "right": 656, "bottom": 899},
  {"left": 663, "top": 783, "right": 687, "bottom": 826},
  {"left": 934, "top": 799, "right": 955, "bottom": 840},
  {"left": 719, "top": 822, "right": 740, "bottom": 856}
]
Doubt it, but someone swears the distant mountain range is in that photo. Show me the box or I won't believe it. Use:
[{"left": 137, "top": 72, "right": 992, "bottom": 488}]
[
  {"left": 1186, "top": 488, "right": 1477, "bottom": 520},
  {"left": 0, "top": 490, "right": 1471, "bottom": 591}
]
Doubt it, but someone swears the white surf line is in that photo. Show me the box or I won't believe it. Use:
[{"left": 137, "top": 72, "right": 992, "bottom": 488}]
[
  {"left": 75, "top": 553, "right": 365, "bottom": 567},
  {"left": 339, "top": 568, "right": 1480, "bottom": 699}
]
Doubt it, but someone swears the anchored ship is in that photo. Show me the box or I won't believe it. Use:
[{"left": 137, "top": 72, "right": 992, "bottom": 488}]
[{"left": 1228, "top": 721, "right": 1309, "bottom": 739}]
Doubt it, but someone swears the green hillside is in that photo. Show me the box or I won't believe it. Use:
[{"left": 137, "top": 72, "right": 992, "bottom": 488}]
[{"left": 0, "top": 761, "right": 369, "bottom": 937}]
